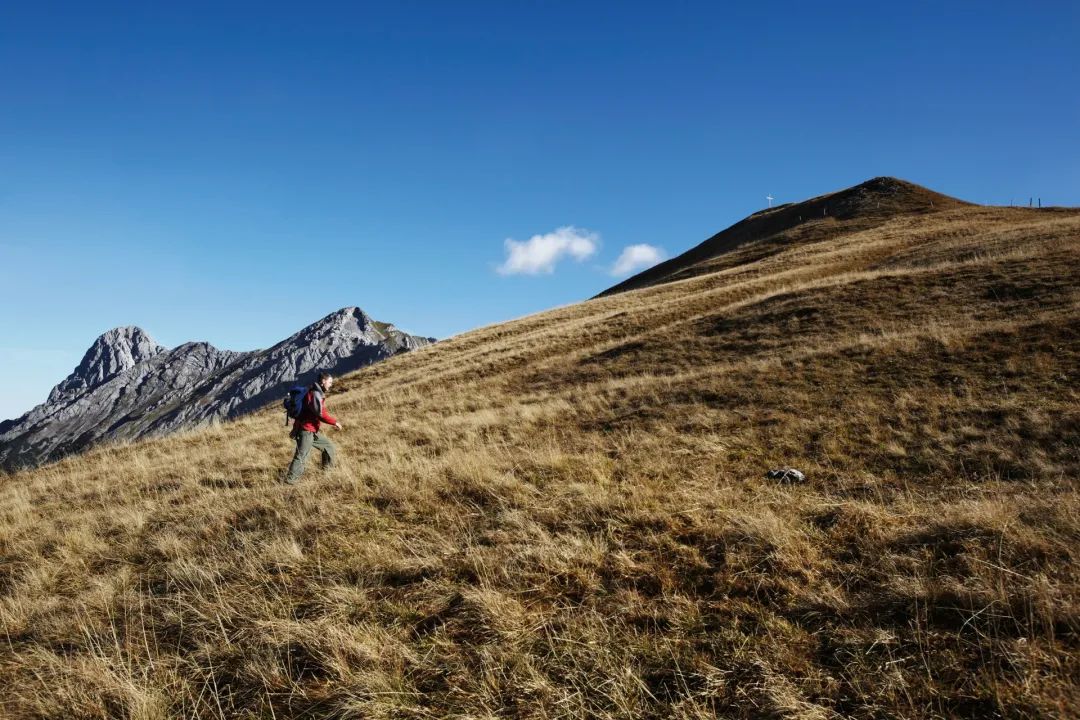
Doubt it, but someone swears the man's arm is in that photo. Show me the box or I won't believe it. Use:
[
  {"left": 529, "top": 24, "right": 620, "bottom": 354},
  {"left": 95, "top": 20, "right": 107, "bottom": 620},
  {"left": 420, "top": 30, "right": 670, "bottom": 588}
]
[{"left": 312, "top": 390, "right": 339, "bottom": 426}]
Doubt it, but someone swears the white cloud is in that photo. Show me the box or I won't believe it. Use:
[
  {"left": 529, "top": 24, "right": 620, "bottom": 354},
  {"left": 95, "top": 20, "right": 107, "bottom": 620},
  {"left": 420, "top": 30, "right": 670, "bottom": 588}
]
[
  {"left": 610, "top": 244, "right": 666, "bottom": 276},
  {"left": 497, "top": 226, "right": 599, "bottom": 275}
]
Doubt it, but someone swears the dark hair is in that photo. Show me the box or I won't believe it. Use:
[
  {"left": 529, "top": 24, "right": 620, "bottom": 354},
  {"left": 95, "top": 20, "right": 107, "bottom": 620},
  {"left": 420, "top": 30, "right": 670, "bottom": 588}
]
[{"left": 318, "top": 372, "right": 333, "bottom": 384}]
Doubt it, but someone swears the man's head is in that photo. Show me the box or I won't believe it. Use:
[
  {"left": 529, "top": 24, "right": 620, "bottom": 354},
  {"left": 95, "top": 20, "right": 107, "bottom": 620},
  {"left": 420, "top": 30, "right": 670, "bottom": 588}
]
[{"left": 318, "top": 372, "right": 334, "bottom": 390}]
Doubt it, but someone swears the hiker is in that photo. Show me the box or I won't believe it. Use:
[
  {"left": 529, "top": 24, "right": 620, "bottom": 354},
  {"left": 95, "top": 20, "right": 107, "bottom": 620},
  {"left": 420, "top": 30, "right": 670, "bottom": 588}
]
[{"left": 283, "top": 372, "right": 343, "bottom": 484}]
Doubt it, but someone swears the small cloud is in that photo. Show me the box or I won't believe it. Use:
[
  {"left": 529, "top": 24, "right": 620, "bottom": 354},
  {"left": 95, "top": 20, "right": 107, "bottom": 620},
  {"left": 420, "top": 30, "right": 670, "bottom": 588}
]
[
  {"left": 610, "top": 244, "right": 666, "bottom": 276},
  {"left": 497, "top": 226, "right": 599, "bottom": 275}
]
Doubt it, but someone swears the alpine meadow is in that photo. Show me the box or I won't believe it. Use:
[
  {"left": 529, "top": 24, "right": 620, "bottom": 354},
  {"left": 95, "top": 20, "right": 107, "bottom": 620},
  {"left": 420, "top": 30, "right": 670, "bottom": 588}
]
[{"left": 1, "top": 178, "right": 1078, "bottom": 718}]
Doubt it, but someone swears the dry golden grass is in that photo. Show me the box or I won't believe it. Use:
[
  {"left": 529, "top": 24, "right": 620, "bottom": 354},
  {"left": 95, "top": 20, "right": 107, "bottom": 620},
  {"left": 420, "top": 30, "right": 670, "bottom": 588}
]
[{"left": 1, "top": 205, "right": 1079, "bottom": 718}]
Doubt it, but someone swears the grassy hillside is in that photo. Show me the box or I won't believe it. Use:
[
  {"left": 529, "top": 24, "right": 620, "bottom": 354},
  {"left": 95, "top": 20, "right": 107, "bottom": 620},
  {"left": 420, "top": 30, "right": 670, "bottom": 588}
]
[{"left": 1, "top": 201, "right": 1078, "bottom": 718}]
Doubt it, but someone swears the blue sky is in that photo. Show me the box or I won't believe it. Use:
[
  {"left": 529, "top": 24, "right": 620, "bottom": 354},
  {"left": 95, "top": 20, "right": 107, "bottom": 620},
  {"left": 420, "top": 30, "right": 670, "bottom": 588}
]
[{"left": 1, "top": 1, "right": 1078, "bottom": 420}]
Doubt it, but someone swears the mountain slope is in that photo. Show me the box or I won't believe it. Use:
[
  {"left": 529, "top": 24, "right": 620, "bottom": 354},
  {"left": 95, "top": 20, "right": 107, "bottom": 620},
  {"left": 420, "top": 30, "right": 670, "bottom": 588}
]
[
  {"left": 598, "top": 176, "right": 971, "bottom": 297},
  {"left": 0, "top": 189, "right": 1077, "bottom": 718},
  {"left": 0, "top": 307, "right": 433, "bottom": 470}
]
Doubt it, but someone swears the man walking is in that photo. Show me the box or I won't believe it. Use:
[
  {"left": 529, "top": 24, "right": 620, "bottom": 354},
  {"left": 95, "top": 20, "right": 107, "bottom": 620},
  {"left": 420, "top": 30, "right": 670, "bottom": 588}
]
[{"left": 283, "top": 372, "right": 343, "bottom": 484}]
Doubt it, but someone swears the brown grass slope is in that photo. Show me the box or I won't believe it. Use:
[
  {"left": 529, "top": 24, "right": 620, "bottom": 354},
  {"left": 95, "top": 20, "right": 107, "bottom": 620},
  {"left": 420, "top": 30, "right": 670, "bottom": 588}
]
[
  {"left": 1, "top": 200, "right": 1079, "bottom": 719},
  {"left": 596, "top": 176, "right": 971, "bottom": 297}
]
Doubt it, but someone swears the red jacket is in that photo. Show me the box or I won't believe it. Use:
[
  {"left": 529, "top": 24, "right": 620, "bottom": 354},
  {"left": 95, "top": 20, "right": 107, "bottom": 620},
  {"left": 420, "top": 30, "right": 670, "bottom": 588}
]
[{"left": 293, "top": 383, "right": 338, "bottom": 434}]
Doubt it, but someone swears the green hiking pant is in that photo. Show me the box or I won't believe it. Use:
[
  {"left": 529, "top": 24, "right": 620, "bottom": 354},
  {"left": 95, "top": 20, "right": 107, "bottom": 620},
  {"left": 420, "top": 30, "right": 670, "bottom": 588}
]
[{"left": 284, "top": 430, "right": 336, "bottom": 484}]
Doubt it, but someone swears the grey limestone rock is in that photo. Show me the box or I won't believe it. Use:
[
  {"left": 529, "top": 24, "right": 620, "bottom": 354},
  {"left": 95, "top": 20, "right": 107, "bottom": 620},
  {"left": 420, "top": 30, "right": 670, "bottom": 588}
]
[
  {"left": 47, "top": 326, "right": 165, "bottom": 404},
  {"left": 765, "top": 468, "right": 807, "bottom": 484}
]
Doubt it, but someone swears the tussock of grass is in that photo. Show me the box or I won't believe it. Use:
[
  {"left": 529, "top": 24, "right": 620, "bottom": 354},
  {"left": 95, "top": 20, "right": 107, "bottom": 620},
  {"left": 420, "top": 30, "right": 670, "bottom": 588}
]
[{"left": 1, "top": 206, "right": 1079, "bottom": 718}]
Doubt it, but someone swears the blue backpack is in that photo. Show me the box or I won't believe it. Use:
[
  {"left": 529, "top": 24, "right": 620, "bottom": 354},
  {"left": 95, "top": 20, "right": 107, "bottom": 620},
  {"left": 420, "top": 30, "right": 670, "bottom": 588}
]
[{"left": 283, "top": 385, "right": 309, "bottom": 425}]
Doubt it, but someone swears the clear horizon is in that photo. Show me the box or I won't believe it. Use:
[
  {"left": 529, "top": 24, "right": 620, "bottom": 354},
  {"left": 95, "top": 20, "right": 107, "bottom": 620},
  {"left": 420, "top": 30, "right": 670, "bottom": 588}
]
[{"left": 2, "top": 1, "right": 1078, "bottom": 420}]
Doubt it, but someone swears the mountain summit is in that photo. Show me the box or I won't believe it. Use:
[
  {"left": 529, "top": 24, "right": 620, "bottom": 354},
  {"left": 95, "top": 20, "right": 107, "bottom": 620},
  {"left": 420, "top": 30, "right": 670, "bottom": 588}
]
[
  {"left": 0, "top": 308, "right": 434, "bottom": 470},
  {"left": 47, "top": 326, "right": 165, "bottom": 403},
  {"left": 598, "top": 177, "right": 971, "bottom": 297}
]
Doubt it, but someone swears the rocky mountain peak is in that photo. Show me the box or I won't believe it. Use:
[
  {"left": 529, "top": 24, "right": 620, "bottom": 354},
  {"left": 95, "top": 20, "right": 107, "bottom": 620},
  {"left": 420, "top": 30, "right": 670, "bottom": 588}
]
[
  {"left": 311, "top": 306, "right": 373, "bottom": 331},
  {"left": 287, "top": 307, "right": 383, "bottom": 348},
  {"left": 47, "top": 326, "right": 165, "bottom": 403}
]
